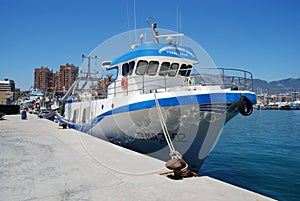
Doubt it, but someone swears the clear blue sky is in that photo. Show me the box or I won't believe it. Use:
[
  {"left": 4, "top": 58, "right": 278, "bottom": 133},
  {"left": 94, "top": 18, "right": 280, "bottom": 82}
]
[{"left": 0, "top": 0, "right": 299, "bottom": 90}]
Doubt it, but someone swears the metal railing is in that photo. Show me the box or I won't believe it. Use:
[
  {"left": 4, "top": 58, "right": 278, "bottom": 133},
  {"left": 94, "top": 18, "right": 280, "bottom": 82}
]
[
  {"left": 103, "top": 67, "right": 253, "bottom": 98},
  {"left": 195, "top": 67, "right": 253, "bottom": 91}
]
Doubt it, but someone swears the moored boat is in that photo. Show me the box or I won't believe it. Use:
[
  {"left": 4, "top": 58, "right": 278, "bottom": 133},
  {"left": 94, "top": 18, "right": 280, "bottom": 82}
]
[{"left": 56, "top": 21, "right": 256, "bottom": 173}]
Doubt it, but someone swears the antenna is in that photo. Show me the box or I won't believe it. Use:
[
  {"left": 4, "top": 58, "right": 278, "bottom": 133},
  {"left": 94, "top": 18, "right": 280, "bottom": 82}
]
[
  {"left": 176, "top": 0, "right": 179, "bottom": 34},
  {"left": 126, "top": 0, "right": 132, "bottom": 47},
  {"left": 134, "top": 0, "right": 137, "bottom": 42},
  {"left": 179, "top": 12, "right": 182, "bottom": 33},
  {"left": 180, "top": 11, "right": 182, "bottom": 44}
]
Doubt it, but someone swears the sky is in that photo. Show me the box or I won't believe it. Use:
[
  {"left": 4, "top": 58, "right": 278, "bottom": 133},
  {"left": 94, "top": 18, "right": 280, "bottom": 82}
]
[{"left": 0, "top": 0, "right": 299, "bottom": 90}]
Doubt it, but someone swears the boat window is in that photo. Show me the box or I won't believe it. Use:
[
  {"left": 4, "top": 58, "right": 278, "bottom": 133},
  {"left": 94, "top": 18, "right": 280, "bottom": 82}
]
[
  {"left": 179, "top": 64, "right": 193, "bottom": 76},
  {"left": 136, "top": 60, "right": 148, "bottom": 75},
  {"left": 186, "top": 65, "right": 192, "bottom": 76},
  {"left": 179, "top": 64, "right": 187, "bottom": 76},
  {"left": 122, "top": 63, "right": 129, "bottom": 76},
  {"left": 128, "top": 61, "right": 135, "bottom": 75},
  {"left": 168, "top": 63, "right": 179, "bottom": 77},
  {"left": 146, "top": 61, "right": 159, "bottom": 76},
  {"left": 159, "top": 62, "right": 170, "bottom": 76}
]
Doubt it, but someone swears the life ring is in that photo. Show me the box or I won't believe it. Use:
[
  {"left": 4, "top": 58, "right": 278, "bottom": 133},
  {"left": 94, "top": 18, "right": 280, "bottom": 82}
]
[
  {"left": 238, "top": 96, "right": 253, "bottom": 116},
  {"left": 121, "top": 77, "right": 128, "bottom": 90}
]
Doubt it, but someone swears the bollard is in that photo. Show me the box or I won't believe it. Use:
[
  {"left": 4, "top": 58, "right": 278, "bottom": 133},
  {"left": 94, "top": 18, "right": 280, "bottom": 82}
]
[{"left": 21, "top": 110, "right": 27, "bottom": 120}]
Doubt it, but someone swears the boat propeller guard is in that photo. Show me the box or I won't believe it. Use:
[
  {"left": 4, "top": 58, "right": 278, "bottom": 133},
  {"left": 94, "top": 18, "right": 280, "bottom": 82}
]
[{"left": 238, "top": 96, "right": 253, "bottom": 116}]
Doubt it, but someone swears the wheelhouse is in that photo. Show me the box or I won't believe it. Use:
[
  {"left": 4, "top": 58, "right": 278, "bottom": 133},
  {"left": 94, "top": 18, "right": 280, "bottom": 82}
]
[{"left": 120, "top": 59, "right": 193, "bottom": 78}]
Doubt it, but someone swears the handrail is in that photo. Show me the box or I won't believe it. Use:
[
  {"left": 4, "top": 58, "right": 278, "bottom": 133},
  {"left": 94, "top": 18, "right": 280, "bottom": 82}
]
[
  {"left": 106, "top": 67, "right": 254, "bottom": 97},
  {"left": 72, "top": 67, "right": 254, "bottom": 100}
]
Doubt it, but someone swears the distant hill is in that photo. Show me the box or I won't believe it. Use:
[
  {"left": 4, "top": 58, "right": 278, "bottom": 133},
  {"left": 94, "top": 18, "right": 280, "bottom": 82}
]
[{"left": 253, "top": 78, "right": 300, "bottom": 94}]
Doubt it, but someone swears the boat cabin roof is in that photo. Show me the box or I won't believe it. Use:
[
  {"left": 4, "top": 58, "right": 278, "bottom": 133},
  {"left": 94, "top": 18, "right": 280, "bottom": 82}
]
[{"left": 109, "top": 43, "right": 198, "bottom": 67}]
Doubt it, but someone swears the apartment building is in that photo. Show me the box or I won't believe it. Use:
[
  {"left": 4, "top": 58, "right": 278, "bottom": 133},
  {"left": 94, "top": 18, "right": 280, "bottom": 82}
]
[
  {"left": 34, "top": 67, "right": 53, "bottom": 92},
  {"left": 34, "top": 64, "right": 78, "bottom": 93}
]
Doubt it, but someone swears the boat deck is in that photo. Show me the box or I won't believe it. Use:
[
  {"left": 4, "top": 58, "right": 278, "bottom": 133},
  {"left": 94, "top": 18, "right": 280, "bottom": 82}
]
[{"left": 0, "top": 114, "right": 274, "bottom": 201}]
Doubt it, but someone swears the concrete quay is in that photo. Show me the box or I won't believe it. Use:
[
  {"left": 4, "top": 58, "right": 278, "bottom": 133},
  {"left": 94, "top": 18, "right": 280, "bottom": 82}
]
[{"left": 0, "top": 114, "right": 275, "bottom": 201}]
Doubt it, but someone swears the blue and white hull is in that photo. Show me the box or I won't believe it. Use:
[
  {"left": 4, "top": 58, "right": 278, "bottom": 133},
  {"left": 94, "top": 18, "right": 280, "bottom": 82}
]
[{"left": 57, "top": 89, "right": 256, "bottom": 172}]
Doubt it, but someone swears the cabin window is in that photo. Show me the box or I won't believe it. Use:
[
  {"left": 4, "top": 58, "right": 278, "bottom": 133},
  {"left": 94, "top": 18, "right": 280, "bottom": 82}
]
[
  {"left": 159, "top": 62, "right": 170, "bottom": 76},
  {"left": 186, "top": 65, "right": 192, "bottom": 76},
  {"left": 136, "top": 60, "right": 148, "bottom": 75},
  {"left": 146, "top": 61, "right": 159, "bottom": 76},
  {"left": 122, "top": 61, "right": 135, "bottom": 76},
  {"left": 168, "top": 63, "right": 179, "bottom": 77},
  {"left": 179, "top": 64, "right": 187, "bottom": 76},
  {"left": 179, "top": 64, "right": 192, "bottom": 76},
  {"left": 122, "top": 63, "right": 129, "bottom": 76},
  {"left": 128, "top": 61, "right": 135, "bottom": 75}
]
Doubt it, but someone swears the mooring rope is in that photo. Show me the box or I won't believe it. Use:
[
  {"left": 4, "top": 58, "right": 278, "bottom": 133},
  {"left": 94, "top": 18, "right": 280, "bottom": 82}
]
[{"left": 153, "top": 92, "right": 182, "bottom": 159}]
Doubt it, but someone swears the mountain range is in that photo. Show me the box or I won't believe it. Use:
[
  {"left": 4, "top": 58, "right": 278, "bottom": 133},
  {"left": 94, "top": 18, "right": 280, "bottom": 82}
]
[{"left": 253, "top": 78, "right": 300, "bottom": 94}]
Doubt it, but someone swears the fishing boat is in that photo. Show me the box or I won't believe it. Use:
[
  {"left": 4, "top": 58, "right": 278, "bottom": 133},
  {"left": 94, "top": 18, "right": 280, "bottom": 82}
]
[{"left": 56, "top": 20, "right": 256, "bottom": 173}]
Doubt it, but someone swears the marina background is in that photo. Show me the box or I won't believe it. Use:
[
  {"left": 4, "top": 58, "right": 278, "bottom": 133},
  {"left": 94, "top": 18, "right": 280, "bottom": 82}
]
[
  {"left": 1, "top": 0, "right": 300, "bottom": 91},
  {"left": 1, "top": 0, "right": 299, "bottom": 200},
  {"left": 201, "top": 110, "right": 300, "bottom": 201}
]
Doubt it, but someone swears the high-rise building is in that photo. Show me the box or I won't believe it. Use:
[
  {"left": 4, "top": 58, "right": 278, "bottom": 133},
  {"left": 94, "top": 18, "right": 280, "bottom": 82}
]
[
  {"left": 56, "top": 63, "right": 79, "bottom": 92},
  {"left": 34, "top": 67, "right": 53, "bottom": 92},
  {"left": 34, "top": 64, "right": 78, "bottom": 93}
]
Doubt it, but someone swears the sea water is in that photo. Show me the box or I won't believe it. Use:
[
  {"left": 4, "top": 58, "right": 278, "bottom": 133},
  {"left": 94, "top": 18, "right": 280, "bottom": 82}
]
[{"left": 200, "top": 110, "right": 300, "bottom": 201}]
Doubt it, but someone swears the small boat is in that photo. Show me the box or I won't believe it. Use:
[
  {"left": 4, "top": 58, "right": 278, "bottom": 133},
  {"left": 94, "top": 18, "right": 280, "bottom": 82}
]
[{"left": 56, "top": 20, "right": 256, "bottom": 173}]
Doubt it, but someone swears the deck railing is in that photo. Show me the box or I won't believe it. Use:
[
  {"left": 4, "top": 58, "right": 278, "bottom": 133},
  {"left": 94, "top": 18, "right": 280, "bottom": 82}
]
[
  {"left": 73, "top": 67, "right": 253, "bottom": 100},
  {"left": 103, "top": 67, "right": 253, "bottom": 97}
]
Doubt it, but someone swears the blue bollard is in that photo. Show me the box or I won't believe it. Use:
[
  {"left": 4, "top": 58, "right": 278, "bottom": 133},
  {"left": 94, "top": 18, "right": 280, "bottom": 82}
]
[{"left": 21, "top": 110, "right": 27, "bottom": 120}]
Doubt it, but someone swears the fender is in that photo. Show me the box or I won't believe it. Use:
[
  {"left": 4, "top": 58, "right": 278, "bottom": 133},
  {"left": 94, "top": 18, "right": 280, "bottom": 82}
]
[{"left": 238, "top": 96, "right": 253, "bottom": 116}]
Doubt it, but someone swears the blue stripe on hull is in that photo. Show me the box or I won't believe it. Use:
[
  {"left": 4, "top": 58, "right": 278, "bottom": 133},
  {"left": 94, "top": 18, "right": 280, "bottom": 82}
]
[{"left": 57, "top": 92, "right": 255, "bottom": 133}]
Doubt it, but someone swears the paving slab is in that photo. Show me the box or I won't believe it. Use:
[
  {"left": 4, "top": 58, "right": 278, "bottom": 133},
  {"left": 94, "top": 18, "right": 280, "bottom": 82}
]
[{"left": 0, "top": 114, "right": 275, "bottom": 201}]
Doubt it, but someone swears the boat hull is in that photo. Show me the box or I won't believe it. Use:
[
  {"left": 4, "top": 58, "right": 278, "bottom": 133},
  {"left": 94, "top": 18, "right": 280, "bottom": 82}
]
[
  {"left": 56, "top": 91, "right": 255, "bottom": 173},
  {"left": 92, "top": 104, "right": 236, "bottom": 172}
]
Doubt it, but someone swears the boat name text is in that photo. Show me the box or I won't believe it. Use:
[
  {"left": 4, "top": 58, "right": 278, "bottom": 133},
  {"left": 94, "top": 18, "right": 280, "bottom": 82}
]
[
  {"left": 158, "top": 46, "right": 195, "bottom": 58},
  {"left": 136, "top": 132, "right": 187, "bottom": 143}
]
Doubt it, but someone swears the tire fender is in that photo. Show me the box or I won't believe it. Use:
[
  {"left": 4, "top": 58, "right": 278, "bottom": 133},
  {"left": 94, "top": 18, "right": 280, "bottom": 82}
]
[{"left": 238, "top": 96, "right": 253, "bottom": 116}]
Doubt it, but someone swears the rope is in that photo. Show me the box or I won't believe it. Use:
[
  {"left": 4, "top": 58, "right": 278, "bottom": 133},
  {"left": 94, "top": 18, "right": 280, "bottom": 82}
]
[
  {"left": 76, "top": 130, "right": 166, "bottom": 176},
  {"left": 153, "top": 92, "right": 181, "bottom": 159}
]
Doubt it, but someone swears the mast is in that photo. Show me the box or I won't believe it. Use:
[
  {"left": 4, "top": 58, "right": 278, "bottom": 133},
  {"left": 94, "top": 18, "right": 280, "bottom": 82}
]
[
  {"left": 146, "top": 17, "right": 159, "bottom": 43},
  {"left": 82, "top": 55, "right": 97, "bottom": 78},
  {"left": 146, "top": 17, "right": 184, "bottom": 45}
]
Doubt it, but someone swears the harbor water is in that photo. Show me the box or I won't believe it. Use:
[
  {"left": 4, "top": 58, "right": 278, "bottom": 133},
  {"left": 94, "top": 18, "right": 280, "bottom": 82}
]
[{"left": 200, "top": 110, "right": 300, "bottom": 200}]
